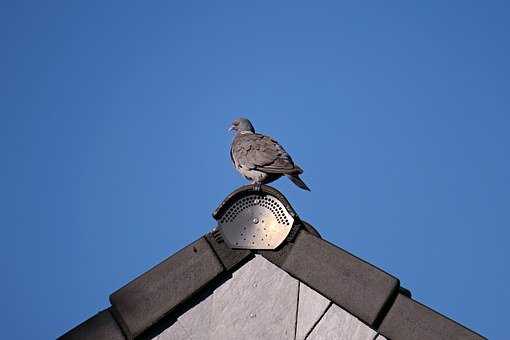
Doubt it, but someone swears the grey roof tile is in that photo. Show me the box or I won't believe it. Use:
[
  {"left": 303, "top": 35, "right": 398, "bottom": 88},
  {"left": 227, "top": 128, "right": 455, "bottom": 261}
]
[
  {"left": 307, "top": 304, "right": 377, "bottom": 340},
  {"left": 152, "top": 321, "right": 190, "bottom": 340},
  {"left": 278, "top": 230, "right": 399, "bottom": 327},
  {"left": 58, "top": 309, "right": 124, "bottom": 340},
  {"left": 208, "top": 255, "right": 299, "bottom": 340},
  {"left": 295, "top": 282, "right": 331, "bottom": 340},
  {"left": 379, "top": 293, "right": 486, "bottom": 340},
  {"left": 205, "top": 230, "right": 252, "bottom": 271},
  {"left": 109, "top": 237, "right": 223, "bottom": 338}
]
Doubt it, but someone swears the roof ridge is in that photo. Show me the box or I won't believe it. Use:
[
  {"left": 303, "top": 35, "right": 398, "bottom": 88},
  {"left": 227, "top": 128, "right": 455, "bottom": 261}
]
[{"left": 59, "top": 185, "right": 486, "bottom": 340}]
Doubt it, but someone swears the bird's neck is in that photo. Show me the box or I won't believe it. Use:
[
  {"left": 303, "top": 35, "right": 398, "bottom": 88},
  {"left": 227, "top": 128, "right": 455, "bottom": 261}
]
[{"left": 238, "top": 130, "right": 254, "bottom": 135}]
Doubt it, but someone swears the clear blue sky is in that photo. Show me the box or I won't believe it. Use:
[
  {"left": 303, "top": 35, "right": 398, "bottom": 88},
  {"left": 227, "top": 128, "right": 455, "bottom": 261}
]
[{"left": 2, "top": 1, "right": 508, "bottom": 339}]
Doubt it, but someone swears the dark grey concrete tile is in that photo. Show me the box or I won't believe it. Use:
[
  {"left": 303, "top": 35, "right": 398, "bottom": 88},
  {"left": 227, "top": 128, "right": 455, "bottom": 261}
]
[
  {"left": 109, "top": 238, "right": 223, "bottom": 338},
  {"left": 58, "top": 308, "right": 124, "bottom": 340},
  {"left": 379, "top": 293, "right": 486, "bottom": 340},
  {"left": 279, "top": 231, "right": 399, "bottom": 327}
]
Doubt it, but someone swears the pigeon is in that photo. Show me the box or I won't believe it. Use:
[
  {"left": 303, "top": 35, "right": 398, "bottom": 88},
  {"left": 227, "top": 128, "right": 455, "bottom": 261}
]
[{"left": 229, "top": 117, "right": 310, "bottom": 191}]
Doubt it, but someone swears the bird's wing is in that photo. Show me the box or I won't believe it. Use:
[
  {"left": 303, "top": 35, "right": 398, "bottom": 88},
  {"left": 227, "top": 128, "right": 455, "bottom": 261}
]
[
  {"left": 233, "top": 133, "right": 302, "bottom": 174},
  {"left": 231, "top": 134, "right": 257, "bottom": 169}
]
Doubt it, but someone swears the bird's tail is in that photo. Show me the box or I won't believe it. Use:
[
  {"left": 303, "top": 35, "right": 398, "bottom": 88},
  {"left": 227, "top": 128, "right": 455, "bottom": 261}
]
[{"left": 286, "top": 174, "right": 311, "bottom": 191}]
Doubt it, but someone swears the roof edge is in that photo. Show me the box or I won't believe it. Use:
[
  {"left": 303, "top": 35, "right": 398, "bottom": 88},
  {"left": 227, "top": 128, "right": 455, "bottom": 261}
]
[{"left": 59, "top": 185, "right": 486, "bottom": 340}]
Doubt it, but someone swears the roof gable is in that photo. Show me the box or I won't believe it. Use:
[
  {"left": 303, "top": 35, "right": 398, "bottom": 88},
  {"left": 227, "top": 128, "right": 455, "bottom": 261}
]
[
  {"left": 150, "top": 255, "right": 378, "bottom": 340},
  {"left": 60, "top": 185, "right": 486, "bottom": 340}
]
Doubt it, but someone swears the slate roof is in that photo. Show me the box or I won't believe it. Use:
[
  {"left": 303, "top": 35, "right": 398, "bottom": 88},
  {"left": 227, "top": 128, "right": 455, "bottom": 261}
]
[{"left": 59, "top": 185, "right": 486, "bottom": 340}]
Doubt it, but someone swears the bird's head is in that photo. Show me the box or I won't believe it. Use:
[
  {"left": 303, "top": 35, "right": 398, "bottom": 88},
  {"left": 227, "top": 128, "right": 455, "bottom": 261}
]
[{"left": 229, "top": 117, "right": 255, "bottom": 134}]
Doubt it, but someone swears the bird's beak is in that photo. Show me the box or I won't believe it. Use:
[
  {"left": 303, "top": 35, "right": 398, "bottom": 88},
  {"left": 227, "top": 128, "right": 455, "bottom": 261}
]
[{"left": 228, "top": 125, "right": 235, "bottom": 132}]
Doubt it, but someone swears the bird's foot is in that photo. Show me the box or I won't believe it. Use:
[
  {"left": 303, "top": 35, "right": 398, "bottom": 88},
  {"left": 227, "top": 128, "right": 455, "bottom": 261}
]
[{"left": 252, "top": 182, "right": 262, "bottom": 191}]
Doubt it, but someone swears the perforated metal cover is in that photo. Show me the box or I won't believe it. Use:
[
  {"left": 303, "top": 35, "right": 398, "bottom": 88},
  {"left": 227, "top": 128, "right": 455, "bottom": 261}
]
[{"left": 218, "top": 194, "right": 295, "bottom": 250}]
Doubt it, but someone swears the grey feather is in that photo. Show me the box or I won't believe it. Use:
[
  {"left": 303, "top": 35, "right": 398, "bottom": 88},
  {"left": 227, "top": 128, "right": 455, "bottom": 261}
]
[{"left": 229, "top": 118, "right": 310, "bottom": 191}]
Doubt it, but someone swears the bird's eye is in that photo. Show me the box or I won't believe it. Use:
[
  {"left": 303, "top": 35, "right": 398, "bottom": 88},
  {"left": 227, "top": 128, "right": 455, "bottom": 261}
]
[{"left": 233, "top": 121, "right": 240, "bottom": 126}]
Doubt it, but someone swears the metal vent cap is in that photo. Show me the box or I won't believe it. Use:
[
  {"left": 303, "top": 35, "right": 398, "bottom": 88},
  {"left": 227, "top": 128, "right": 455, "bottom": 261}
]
[{"left": 214, "top": 186, "right": 297, "bottom": 250}]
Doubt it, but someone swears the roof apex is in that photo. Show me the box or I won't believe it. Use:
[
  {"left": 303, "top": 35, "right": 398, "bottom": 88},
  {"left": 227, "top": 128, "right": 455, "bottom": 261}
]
[
  {"left": 212, "top": 184, "right": 298, "bottom": 220},
  {"left": 59, "top": 185, "right": 486, "bottom": 340}
]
